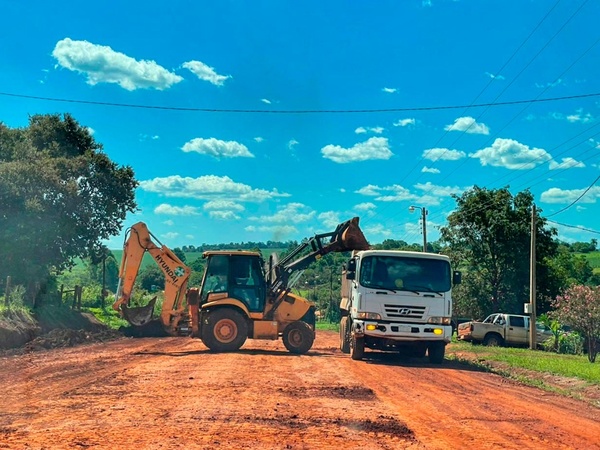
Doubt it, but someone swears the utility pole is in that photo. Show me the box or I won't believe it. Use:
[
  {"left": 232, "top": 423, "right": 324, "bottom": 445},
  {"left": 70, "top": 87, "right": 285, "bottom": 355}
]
[
  {"left": 529, "top": 204, "right": 537, "bottom": 350},
  {"left": 409, "top": 205, "right": 428, "bottom": 252}
]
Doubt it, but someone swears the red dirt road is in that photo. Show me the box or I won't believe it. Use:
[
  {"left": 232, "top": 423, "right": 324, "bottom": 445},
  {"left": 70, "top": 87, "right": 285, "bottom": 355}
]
[{"left": 1, "top": 331, "right": 599, "bottom": 450}]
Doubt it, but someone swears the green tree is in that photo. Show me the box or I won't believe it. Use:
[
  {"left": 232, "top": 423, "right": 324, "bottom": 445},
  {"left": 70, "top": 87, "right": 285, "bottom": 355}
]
[
  {"left": 552, "top": 285, "right": 600, "bottom": 362},
  {"left": 137, "top": 265, "right": 165, "bottom": 292},
  {"left": 0, "top": 114, "right": 137, "bottom": 300},
  {"left": 173, "top": 247, "right": 187, "bottom": 263},
  {"left": 440, "top": 186, "right": 558, "bottom": 318}
]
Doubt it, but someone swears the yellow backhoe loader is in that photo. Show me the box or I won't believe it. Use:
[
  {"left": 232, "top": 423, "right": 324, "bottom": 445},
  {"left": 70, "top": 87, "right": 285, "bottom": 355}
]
[{"left": 113, "top": 218, "right": 369, "bottom": 354}]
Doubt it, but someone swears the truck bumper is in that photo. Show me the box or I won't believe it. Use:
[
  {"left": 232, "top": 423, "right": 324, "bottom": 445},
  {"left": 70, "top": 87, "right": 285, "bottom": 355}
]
[{"left": 353, "top": 319, "right": 452, "bottom": 343}]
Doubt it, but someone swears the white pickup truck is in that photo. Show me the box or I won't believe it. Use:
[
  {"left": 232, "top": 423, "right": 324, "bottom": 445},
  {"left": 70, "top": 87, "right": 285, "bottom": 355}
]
[{"left": 457, "top": 313, "right": 552, "bottom": 347}]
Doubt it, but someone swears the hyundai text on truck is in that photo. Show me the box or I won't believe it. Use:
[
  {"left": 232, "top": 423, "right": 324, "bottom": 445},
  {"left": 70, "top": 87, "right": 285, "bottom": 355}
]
[{"left": 339, "top": 250, "right": 461, "bottom": 364}]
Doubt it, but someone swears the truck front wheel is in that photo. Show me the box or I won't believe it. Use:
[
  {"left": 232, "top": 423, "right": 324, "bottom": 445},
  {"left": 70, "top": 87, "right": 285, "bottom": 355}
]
[
  {"left": 428, "top": 341, "right": 445, "bottom": 364},
  {"left": 283, "top": 321, "right": 315, "bottom": 354},
  {"left": 202, "top": 309, "right": 248, "bottom": 352},
  {"left": 350, "top": 335, "right": 365, "bottom": 361},
  {"left": 339, "top": 317, "right": 350, "bottom": 354}
]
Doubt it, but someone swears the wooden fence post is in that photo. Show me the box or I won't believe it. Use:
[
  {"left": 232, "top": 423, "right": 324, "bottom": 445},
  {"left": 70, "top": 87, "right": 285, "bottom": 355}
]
[{"left": 4, "top": 276, "right": 11, "bottom": 306}]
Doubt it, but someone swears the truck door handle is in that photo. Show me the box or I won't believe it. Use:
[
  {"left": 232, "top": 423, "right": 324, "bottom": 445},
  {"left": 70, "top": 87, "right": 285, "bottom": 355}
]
[{"left": 509, "top": 327, "right": 513, "bottom": 330}]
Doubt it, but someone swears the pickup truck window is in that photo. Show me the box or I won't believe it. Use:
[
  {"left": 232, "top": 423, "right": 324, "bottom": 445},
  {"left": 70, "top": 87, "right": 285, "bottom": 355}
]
[
  {"left": 359, "top": 255, "right": 451, "bottom": 292},
  {"left": 509, "top": 316, "right": 525, "bottom": 328}
]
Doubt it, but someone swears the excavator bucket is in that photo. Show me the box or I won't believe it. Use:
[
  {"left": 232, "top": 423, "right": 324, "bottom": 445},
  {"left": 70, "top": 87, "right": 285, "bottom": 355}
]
[
  {"left": 329, "top": 217, "right": 370, "bottom": 253},
  {"left": 122, "top": 297, "right": 157, "bottom": 327}
]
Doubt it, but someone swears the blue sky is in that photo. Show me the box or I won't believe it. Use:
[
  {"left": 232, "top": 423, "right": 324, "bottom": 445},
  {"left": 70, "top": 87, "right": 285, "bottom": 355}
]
[{"left": 1, "top": 0, "right": 599, "bottom": 249}]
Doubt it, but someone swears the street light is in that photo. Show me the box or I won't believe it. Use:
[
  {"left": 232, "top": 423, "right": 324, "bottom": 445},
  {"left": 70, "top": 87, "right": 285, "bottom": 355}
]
[{"left": 409, "top": 205, "right": 428, "bottom": 252}]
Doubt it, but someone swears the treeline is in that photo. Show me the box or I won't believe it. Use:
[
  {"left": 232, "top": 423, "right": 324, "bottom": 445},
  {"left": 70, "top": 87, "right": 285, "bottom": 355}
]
[{"left": 181, "top": 240, "right": 296, "bottom": 252}]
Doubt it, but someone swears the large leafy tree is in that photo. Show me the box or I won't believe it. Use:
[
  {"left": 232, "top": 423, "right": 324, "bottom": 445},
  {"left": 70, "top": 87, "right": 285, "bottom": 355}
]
[
  {"left": 0, "top": 114, "right": 137, "bottom": 298},
  {"left": 440, "top": 186, "right": 558, "bottom": 318}
]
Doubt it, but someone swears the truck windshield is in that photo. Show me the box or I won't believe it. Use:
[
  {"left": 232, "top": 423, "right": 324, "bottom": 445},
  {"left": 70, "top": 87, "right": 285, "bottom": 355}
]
[{"left": 359, "top": 255, "right": 451, "bottom": 293}]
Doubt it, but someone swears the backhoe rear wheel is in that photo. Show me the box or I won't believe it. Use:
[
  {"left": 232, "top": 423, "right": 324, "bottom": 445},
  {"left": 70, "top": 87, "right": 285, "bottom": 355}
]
[
  {"left": 202, "top": 309, "right": 248, "bottom": 352},
  {"left": 283, "top": 321, "right": 315, "bottom": 354},
  {"left": 340, "top": 317, "right": 350, "bottom": 354}
]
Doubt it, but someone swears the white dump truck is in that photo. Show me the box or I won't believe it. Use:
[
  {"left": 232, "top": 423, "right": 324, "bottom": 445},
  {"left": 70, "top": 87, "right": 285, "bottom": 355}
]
[{"left": 339, "top": 250, "right": 461, "bottom": 364}]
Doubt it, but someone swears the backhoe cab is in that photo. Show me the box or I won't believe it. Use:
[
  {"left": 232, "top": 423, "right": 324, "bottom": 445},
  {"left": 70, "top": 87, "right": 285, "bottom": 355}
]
[{"left": 113, "top": 217, "right": 369, "bottom": 354}]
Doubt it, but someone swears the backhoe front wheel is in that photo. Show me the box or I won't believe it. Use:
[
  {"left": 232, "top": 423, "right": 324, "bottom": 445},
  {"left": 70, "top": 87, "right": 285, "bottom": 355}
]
[
  {"left": 202, "top": 309, "right": 248, "bottom": 352},
  {"left": 283, "top": 321, "right": 315, "bottom": 354}
]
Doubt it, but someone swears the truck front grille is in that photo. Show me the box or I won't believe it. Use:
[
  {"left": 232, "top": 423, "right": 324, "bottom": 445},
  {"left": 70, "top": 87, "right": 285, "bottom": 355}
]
[{"left": 384, "top": 304, "right": 426, "bottom": 320}]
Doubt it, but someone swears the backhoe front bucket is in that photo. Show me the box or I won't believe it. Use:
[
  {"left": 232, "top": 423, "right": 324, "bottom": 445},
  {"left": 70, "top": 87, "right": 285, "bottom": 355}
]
[
  {"left": 330, "top": 217, "right": 370, "bottom": 252},
  {"left": 122, "top": 297, "right": 157, "bottom": 327}
]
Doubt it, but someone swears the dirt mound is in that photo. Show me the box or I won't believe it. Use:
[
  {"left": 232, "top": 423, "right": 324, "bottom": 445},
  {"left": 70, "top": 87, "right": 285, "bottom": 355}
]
[{"left": 24, "top": 328, "right": 123, "bottom": 352}]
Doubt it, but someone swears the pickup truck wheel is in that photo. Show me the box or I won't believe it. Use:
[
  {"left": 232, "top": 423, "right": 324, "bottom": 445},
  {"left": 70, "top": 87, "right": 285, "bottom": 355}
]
[
  {"left": 283, "top": 321, "right": 315, "bottom": 354},
  {"left": 483, "top": 334, "right": 504, "bottom": 347},
  {"left": 428, "top": 341, "right": 445, "bottom": 364},
  {"left": 202, "top": 309, "right": 248, "bottom": 352},
  {"left": 339, "top": 317, "right": 350, "bottom": 354},
  {"left": 350, "top": 335, "right": 365, "bottom": 361}
]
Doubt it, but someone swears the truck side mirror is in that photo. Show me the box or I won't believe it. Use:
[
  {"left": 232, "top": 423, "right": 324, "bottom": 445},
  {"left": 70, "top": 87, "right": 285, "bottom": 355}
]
[
  {"left": 453, "top": 271, "right": 462, "bottom": 285},
  {"left": 347, "top": 259, "right": 356, "bottom": 272},
  {"left": 346, "top": 271, "right": 355, "bottom": 281}
]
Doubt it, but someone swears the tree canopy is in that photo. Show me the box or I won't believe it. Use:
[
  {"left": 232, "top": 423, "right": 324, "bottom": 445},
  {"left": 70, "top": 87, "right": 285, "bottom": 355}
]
[{"left": 0, "top": 113, "right": 137, "bottom": 297}]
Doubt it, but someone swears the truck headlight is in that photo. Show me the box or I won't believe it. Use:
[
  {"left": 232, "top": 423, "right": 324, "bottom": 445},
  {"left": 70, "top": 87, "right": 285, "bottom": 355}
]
[
  {"left": 357, "top": 312, "right": 382, "bottom": 320},
  {"left": 427, "top": 317, "right": 451, "bottom": 325}
]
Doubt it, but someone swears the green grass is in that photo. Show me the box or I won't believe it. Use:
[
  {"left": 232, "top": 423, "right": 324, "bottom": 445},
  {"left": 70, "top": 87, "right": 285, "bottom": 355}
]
[
  {"left": 84, "top": 307, "right": 129, "bottom": 329},
  {"left": 583, "top": 251, "right": 600, "bottom": 269},
  {"left": 316, "top": 321, "right": 339, "bottom": 332},
  {"left": 449, "top": 341, "right": 599, "bottom": 384}
]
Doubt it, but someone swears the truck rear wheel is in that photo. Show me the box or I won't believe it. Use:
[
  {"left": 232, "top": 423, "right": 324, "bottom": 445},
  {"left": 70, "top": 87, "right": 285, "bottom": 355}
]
[
  {"left": 202, "top": 309, "right": 248, "bottom": 352},
  {"left": 428, "top": 341, "right": 445, "bottom": 364},
  {"left": 350, "top": 335, "right": 365, "bottom": 361},
  {"left": 484, "top": 333, "right": 504, "bottom": 347},
  {"left": 283, "top": 321, "right": 315, "bottom": 354},
  {"left": 339, "top": 317, "right": 350, "bottom": 354}
]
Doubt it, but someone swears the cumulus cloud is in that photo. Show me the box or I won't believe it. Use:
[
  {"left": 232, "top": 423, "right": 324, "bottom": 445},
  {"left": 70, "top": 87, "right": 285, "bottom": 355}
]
[
  {"left": 140, "top": 175, "right": 290, "bottom": 202},
  {"left": 549, "top": 157, "right": 585, "bottom": 170},
  {"left": 209, "top": 210, "right": 240, "bottom": 220},
  {"left": 444, "top": 116, "right": 490, "bottom": 135},
  {"left": 182, "top": 138, "right": 254, "bottom": 158},
  {"left": 154, "top": 203, "right": 200, "bottom": 215},
  {"left": 254, "top": 137, "right": 264, "bottom": 143},
  {"left": 382, "top": 87, "right": 397, "bottom": 93},
  {"left": 422, "top": 148, "right": 465, "bottom": 161},
  {"left": 469, "top": 138, "right": 551, "bottom": 169},
  {"left": 288, "top": 139, "right": 299, "bottom": 150},
  {"left": 322, "top": 137, "right": 392, "bottom": 164},
  {"left": 566, "top": 109, "right": 594, "bottom": 123},
  {"left": 182, "top": 60, "right": 230, "bottom": 86},
  {"left": 485, "top": 72, "right": 505, "bottom": 80},
  {"left": 355, "top": 182, "right": 461, "bottom": 205},
  {"left": 162, "top": 232, "right": 179, "bottom": 240},
  {"left": 250, "top": 203, "right": 315, "bottom": 224},
  {"left": 364, "top": 223, "right": 394, "bottom": 238},
  {"left": 535, "top": 78, "right": 563, "bottom": 88},
  {"left": 52, "top": 38, "right": 182, "bottom": 90},
  {"left": 422, "top": 166, "right": 440, "bottom": 174},
  {"left": 318, "top": 211, "right": 341, "bottom": 229},
  {"left": 414, "top": 182, "right": 465, "bottom": 197},
  {"left": 203, "top": 200, "right": 245, "bottom": 211},
  {"left": 244, "top": 224, "right": 298, "bottom": 239},
  {"left": 541, "top": 186, "right": 600, "bottom": 204},
  {"left": 354, "top": 202, "right": 376, "bottom": 212},
  {"left": 355, "top": 126, "right": 384, "bottom": 134},
  {"left": 393, "top": 118, "right": 415, "bottom": 127}
]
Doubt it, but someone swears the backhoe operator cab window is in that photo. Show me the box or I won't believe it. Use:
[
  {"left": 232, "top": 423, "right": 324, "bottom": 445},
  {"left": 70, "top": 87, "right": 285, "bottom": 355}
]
[
  {"left": 201, "top": 255, "right": 229, "bottom": 300},
  {"left": 359, "top": 255, "right": 451, "bottom": 293}
]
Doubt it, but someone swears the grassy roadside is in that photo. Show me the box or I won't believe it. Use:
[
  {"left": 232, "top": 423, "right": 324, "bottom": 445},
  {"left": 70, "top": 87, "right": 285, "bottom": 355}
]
[{"left": 447, "top": 340, "right": 600, "bottom": 407}]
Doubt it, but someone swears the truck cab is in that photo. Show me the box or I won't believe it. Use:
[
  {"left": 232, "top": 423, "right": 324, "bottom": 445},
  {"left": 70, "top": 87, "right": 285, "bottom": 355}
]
[{"left": 340, "top": 250, "right": 460, "bottom": 364}]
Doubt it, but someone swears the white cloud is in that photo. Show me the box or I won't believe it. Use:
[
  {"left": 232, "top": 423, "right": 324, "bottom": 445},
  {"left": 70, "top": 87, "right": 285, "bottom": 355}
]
[
  {"left": 321, "top": 137, "right": 393, "bottom": 164},
  {"left": 535, "top": 78, "right": 563, "bottom": 88},
  {"left": 549, "top": 157, "right": 585, "bottom": 170},
  {"left": 355, "top": 126, "right": 384, "bottom": 134},
  {"left": 393, "top": 118, "right": 415, "bottom": 127},
  {"left": 163, "top": 219, "right": 174, "bottom": 226},
  {"left": 355, "top": 184, "right": 382, "bottom": 196},
  {"left": 354, "top": 202, "right": 377, "bottom": 212},
  {"left": 203, "top": 200, "right": 245, "bottom": 211},
  {"left": 414, "top": 182, "right": 465, "bottom": 197},
  {"left": 140, "top": 175, "right": 290, "bottom": 202},
  {"left": 254, "top": 137, "right": 264, "bottom": 143},
  {"left": 469, "top": 138, "right": 551, "bottom": 170},
  {"left": 364, "top": 223, "right": 393, "bottom": 238},
  {"left": 261, "top": 98, "right": 272, "bottom": 104},
  {"left": 485, "top": 72, "right": 505, "bottom": 80},
  {"left": 422, "top": 166, "right": 440, "bottom": 174},
  {"left": 355, "top": 182, "right": 461, "bottom": 205},
  {"left": 444, "top": 116, "right": 490, "bottom": 135},
  {"left": 318, "top": 211, "right": 341, "bottom": 229},
  {"left": 162, "top": 232, "right": 179, "bottom": 240},
  {"left": 209, "top": 210, "right": 240, "bottom": 220},
  {"left": 382, "top": 87, "right": 397, "bottom": 93},
  {"left": 566, "top": 109, "right": 594, "bottom": 123},
  {"left": 154, "top": 203, "right": 201, "bottom": 215},
  {"left": 288, "top": 139, "right": 299, "bottom": 150},
  {"left": 181, "top": 137, "right": 254, "bottom": 158},
  {"left": 52, "top": 38, "right": 182, "bottom": 90},
  {"left": 541, "top": 186, "right": 600, "bottom": 204},
  {"left": 250, "top": 203, "right": 315, "bottom": 224},
  {"left": 422, "top": 148, "right": 466, "bottom": 161},
  {"left": 182, "top": 60, "right": 230, "bottom": 86}
]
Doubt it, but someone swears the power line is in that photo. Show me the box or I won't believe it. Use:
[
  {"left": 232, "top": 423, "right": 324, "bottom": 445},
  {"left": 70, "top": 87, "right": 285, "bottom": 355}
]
[
  {"left": 546, "top": 219, "right": 600, "bottom": 235},
  {"left": 545, "top": 173, "right": 600, "bottom": 218},
  {"left": 1, "top": 90, "right": 600, "bottom": 114}
]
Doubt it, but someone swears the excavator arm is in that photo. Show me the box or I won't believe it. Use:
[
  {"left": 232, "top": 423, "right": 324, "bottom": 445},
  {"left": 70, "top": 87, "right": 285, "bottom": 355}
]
[
  {"left": 268, "top": 217, "right": 369, "bottom": 297},
  {"left": 113, "top": 222, "right": 191, "bottom": 336}
]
